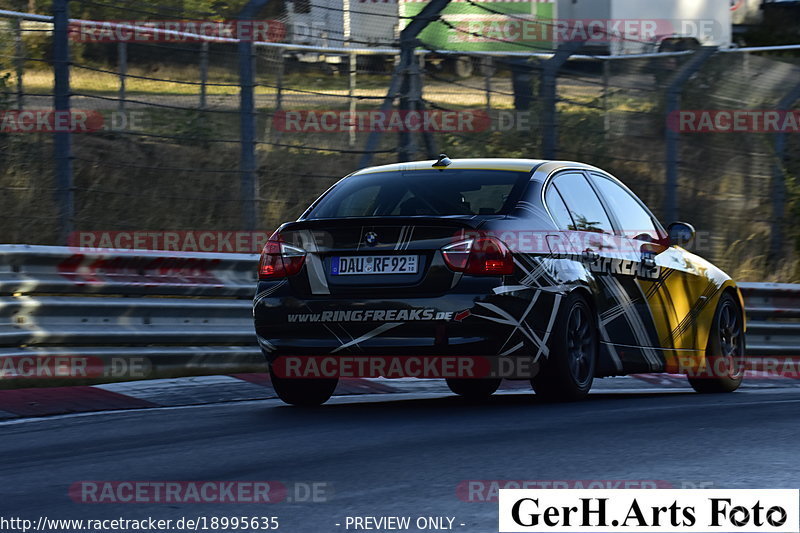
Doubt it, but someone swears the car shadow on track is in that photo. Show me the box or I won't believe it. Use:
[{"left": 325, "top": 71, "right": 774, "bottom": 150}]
[{"left": 260, "top": 390, "right": 699, "bottom": 423}]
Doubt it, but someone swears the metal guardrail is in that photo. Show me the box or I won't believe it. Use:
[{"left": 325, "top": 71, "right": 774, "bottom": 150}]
[
  {"left": 0, "top": 245, "right": 265, "bottom": 386},
  {"left": 0, "top": 246, "right": 797, "bottom": 387},
  {"left": 738, "top": 282, "right": 800, "bottom": 357}
]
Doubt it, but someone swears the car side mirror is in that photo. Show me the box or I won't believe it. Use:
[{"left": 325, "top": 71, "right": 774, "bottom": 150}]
[{"left": 668, "top": 222, "right": 696, "bottom": 247}]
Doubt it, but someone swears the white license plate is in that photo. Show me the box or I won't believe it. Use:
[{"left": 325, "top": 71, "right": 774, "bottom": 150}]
[{"left": 332, "top": 255, "right": 418, "bottom": 276}]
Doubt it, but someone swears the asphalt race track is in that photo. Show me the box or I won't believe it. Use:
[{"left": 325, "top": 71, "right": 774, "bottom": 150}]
[{"left": 2, "top": 386, "right": 799, "bottom": 532}]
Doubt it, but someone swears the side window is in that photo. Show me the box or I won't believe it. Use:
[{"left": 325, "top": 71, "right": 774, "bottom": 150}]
[
  {"left": 590, "top": 174, "right": 660, "bottom": 242},
  {"left": 544, "top": 186, "right": 575, "bottom": 230},
  {"left": 551, "top": 172, "right": 614, "bottom": 234}
]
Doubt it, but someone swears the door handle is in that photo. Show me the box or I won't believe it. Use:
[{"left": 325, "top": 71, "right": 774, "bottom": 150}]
[
  {"left": 642, "top": 256, "right": 657, "bottom": 270},
  {"left": 581, "top": 249, "right": 600, "bottom": 263}
]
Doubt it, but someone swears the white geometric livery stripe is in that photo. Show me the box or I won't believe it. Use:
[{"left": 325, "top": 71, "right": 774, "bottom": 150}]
[
  {"left": 394, "top": 226, "right": 408, "bottom": 250},
  {"left": 492, "top": 285, "right": 534, "bottom": 295},
  {"left": 500, "top": 342, "right": 525, "bottom": 356},
  {"left": 331, "top": 322, "right": 403, "bottom": 353},
  {"left": 394, "top": 226, "right": 414, "bottom": 251},
  {"left": 601, "top": 276, "right": 662, "bottom": 370},
  {"left": 257, "top": 336, "right": 276, "bottom": 353},
  {"left": 472, "top": 295, "right": 554, "bottom": 361},
  {"left": 536, "top": 293, "right": 562, "bottom": 362},
  {"left": 514, "top": 255, "right": 558, "bottom": 288},
  {"left": 597, "top": 323, "right": 624, "bottom": 372},
  {"left": 298, "top": 230, "right": 330, "bottom": 295},
  {"left": 253, "top": 280, "right": 288, "bottom": 306}
]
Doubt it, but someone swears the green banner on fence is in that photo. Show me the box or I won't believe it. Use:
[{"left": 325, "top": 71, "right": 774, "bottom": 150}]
[{"left": 399, "top": 0, "right": 556, "bottom": 52}]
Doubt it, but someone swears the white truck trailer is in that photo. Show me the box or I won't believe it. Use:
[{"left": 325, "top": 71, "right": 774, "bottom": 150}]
[
  {"left": 281, "top": 0, "right": 734, "bottom": 70},
  {"left": 558, "top": 0, "right": 732, "bottom": 54}
]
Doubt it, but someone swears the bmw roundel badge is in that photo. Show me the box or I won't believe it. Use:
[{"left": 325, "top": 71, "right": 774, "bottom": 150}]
[{"left": 364, "top": 232, "right": 379, "bottom": 247}]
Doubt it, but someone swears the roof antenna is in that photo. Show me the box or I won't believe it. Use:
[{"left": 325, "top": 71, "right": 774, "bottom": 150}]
[{"left": 433, "top": 154, "right": 452, "bottom": 170}]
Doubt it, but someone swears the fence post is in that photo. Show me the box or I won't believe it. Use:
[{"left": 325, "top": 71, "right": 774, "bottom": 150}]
[
  {"left": 269, "top": 47, "right": 284, "bottom": 144},
  {"left": 602, "top": 59, "right": 610, "bottom": 134},
  {"left": 117, "top": 41, "right": 127, "bottom": 114},
  {"left": 360, "top": 0, "right": 451, "bottom": 167},
  {"left": 358, "top": 60, "right": 403, "bottom": 168},
  {"left": 13, "top": 16, "right": 24, "bottom": 110},
  {"left": 399, "top": 50, "right": 438, "bottom": 161},
  {"left": 199, "top": 41, "right": 209, "bottom": 110},
  {"left": 482, "top": 56, "right": 492, "bottom": 113},
  {"left": 769, "top": 81, "right": 800, "bottom": 264},
  {"left": 239, "top": 41, "right": 257, "bottom": 231},
  {"left": 397, "top": 46, "right": 416, "bottom": 162},
  {"left": 414, "top": 52, "right": 436, "bottom": 159},
  {"left": 237, "top": 0, "right": 271, "bottom": 231},
  {"left": 53, "top": 0, "right": 73, "bottom": 245},
  {"left": 664, "top": 47, "right": 716, "bottom": 225},
  {"left": 348, "top": 52, "right": 357, "bottom": 147},
  {"left": 274, "top": 47, "right": 284, "bottom": 115},
  {"left": 540, "top": 43, "right": 583, "bottom": 160}
]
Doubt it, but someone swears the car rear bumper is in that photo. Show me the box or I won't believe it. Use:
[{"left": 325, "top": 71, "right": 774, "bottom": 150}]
[{"left": 253, "top": 279, "right": 562, "bottom": 361}]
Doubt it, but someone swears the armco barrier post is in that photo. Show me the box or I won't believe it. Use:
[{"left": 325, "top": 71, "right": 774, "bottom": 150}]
[
  {"left": 238, "top": 0, "right": 271, "bottom": 231},
  {"left": 664, "top": 47, "right": 716, "bottom": 225},
  {"left": 53, "top": 0, "right": 74, "bottom": 245},
  {"left": 769, "top": 81, "right": 800, "bottom": 264}
]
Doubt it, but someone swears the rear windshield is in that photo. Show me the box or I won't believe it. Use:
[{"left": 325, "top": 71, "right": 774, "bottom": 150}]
[{"left": 305, "top": 169, "right": 530, "bottom": 219}]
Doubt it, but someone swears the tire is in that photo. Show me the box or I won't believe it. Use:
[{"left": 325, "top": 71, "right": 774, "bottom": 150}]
[
  {"left": 531, "top": 292, "right": 597, "bottom": 402},
  {"left": 269, "top": 367, "right": 338, "bottom": 406},
  {"left": 446, "top": 378, "right": 501, "bottom": 400},
  {"left": 688, "top": 293, "right": 745, "bottom": 394}
]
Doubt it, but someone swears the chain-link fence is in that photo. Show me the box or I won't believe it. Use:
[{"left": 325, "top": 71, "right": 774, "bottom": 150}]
[
  {"left": 0, "top": 0, "right": 799, "bottom": 279},
  {"left": 416, "top": 46, "right": 800, "bottom": 277}
]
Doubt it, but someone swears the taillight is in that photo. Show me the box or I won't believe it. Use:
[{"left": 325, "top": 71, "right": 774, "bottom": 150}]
[
  {"left": 442, "top": 236, "right": 514, "bottom": 276},
  {"left": 442, "top": 239, "right": 472, "bottom": 271},
  {"left": 258, "top": 238, "right": 307, "bottom": 280}
]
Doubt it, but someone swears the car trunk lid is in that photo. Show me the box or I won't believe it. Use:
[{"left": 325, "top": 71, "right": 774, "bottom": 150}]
[{"left": 276, "top": 216, "right": 495, "bottom": 296}]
